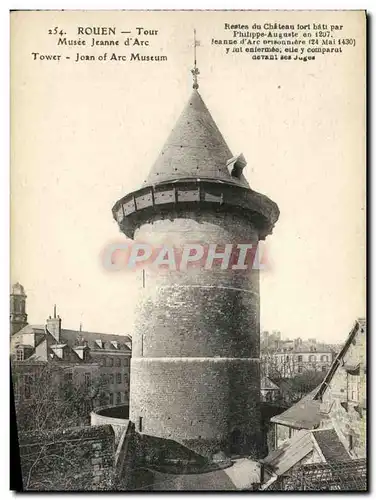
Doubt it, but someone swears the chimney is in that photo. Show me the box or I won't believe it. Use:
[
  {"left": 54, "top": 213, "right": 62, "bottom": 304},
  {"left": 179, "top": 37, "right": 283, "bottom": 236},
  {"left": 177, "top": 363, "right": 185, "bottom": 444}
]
[{"left": 46, "top": 304, "right": 61, "bottom": 342}]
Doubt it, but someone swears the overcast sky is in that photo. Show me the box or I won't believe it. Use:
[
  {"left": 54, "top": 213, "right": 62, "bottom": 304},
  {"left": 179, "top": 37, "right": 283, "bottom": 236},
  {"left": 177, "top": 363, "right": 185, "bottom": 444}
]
[{"left": 11, "top": 11, "right": 365, "bottom": 343}]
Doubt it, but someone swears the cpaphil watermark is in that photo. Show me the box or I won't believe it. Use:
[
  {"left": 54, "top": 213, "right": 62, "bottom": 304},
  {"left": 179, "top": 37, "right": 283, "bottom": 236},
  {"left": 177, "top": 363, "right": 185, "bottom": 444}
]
[{"left": 101, "top": 241, "right": 270, "bottom": 272}]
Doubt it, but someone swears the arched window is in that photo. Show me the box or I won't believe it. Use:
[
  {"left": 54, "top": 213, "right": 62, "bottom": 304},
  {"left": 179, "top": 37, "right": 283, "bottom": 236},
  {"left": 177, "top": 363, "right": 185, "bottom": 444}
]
[
  {"left": 309, "top": 355, "right": 316, "bottom": 362},
  {"left": 321, "top": 355, "right": 328, "bottom": 362}
]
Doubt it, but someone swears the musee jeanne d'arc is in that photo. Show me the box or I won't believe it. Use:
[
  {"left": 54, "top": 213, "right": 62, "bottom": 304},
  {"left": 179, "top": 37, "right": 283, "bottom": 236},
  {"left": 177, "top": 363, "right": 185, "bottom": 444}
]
[{"left": 10, "top": 9, "right": 366, "bottom": 492}]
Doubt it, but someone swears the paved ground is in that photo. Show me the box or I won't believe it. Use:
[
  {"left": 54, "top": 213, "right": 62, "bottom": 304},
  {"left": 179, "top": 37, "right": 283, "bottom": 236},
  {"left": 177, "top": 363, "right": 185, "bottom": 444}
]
[{"left": 148, "top": 458, "right": 261, "bottom": 491}]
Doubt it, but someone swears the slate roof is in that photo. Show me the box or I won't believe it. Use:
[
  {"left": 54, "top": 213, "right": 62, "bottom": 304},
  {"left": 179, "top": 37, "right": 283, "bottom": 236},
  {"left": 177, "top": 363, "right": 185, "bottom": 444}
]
[
  {"left": 13, "top": 324, "right": 132, "bottom": 361},
  {"left": 144, "top": 89, "right": 249, "bottom": 189},
  {"left": 312, "top": 429, "right": 348, "bottom": 463},
  {"left": 270, "top": 387, "right": 321, "bottom": 429},
  {"left": 261, "top": 428, "right": 349, "bottom": 481},
  {"left": 60, "top": 329, "right": 132, "bottom": 351}
]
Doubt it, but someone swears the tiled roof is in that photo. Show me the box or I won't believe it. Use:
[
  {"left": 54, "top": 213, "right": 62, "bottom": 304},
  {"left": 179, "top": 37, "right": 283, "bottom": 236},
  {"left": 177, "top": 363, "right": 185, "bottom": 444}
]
[
  {"left": 144, "top": 89, "right": 249, "bottom": 189},
  {"left": 271, "top": 388, "right": 321, "bottom": 429},
  {"left": 312, "top": 429, "right": 349, "bottom": 462},
  {"left": 261, "top": 428, "right": 351, "bottom": 485}
]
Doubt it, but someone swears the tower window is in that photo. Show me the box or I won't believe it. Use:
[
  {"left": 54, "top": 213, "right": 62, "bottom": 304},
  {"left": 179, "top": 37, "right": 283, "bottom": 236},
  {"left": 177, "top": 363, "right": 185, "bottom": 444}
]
[{"left": 139, "top": 416, "right": 143, "bottom": 432}]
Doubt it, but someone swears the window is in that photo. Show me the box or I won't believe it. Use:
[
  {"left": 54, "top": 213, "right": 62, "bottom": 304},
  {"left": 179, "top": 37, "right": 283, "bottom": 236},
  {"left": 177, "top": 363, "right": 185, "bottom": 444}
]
[
  {"left": 309, "top": 355, "right": 316, "bottom": 362},
  {"left": 116, "top": 373, "right": 122, "bottom": 384},
  {"left": 64, "top": 372, "right": 73, "bottom": 384},
  {"left": 322, "top": 366, "right": 327, "bottom": 372},
  {"left": 84, "top": 373, "right": 91, "bottom": 387},
  {"left": 109, "top": 393, "right": 113, "bottom": 405},
  {"left": 108, "top": 358, "right": 114, "bottom": 367},
  {"left": 16, "top": 348, "right": 24, "bottom": 361},
  {"left": 123, "top": 358, "right": 129, "bottom": 367},
  {"left": 23, "top": 374, "right": 33, "bottom": 399},
  {"left": 348, "top": 373, "right": 359, "bottom": 402},
  {"left": 298, "top": 366, "right": 303, "bottom": 373},
  {"left": 349, "top": 434, "right": 354, "bottom": 452},
  {"left": 297, "top": 355, "right": 303, "bottom": 362},
  {"left": 116, "top": 392, "right": 121, "bottom": 405},
  {"left": 115, "top": 358, "right": 121, "bottom": 367},
  {"left": 321, "top": 355, "right": 328, "bottom": 362},
  {"left": 109, "top": 374, "right": 114, "bottom": 385},
  {"left": 286, "top": 355, "right": 290, "bottom": 362},
  {"left": 139, "top": 416, "right": 143, "bottom": 432}
]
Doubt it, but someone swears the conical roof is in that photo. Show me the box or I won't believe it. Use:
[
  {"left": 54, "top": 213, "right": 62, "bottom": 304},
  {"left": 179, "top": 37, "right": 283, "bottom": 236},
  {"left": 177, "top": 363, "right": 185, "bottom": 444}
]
[{"left": 144, "top": 89, "right": 249, "bottom": 188}]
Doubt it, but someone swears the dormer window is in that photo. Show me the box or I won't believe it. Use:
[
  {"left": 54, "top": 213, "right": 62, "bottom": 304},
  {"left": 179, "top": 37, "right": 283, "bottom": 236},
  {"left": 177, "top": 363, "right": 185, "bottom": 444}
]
[
  {"left": 226, "top": 153, "right": 247, "bottom": 179},
  {"left": 16, "top": 347, "right": 24, "bottom": 361},
  {"left": 95, "top": 339, "right": 103, "bottom": 349},
  {"left": 111, "top": 341, "right": 119, "bottom": 350}
]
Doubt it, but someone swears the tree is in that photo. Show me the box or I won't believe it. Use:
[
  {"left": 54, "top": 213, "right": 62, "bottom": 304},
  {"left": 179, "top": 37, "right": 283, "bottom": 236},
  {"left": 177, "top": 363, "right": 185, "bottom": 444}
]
[
  {"left": 11, "top": 361, "right": 114, "bottom": 491},
  {"left": 12, "top": 361, "right": 107, "bottom": 432}
]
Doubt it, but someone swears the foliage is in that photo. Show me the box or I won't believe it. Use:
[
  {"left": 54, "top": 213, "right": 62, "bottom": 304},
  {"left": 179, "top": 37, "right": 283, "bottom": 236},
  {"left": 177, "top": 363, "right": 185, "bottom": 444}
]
[{"left": 12, "top": 362, "right": 107, "bottom": 433}]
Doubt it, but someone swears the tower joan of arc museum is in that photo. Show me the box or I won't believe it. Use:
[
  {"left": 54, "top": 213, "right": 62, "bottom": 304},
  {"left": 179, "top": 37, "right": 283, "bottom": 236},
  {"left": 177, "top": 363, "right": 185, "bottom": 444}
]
[{"left": 112, "top": 59, "right": 279, "bottom": 463}]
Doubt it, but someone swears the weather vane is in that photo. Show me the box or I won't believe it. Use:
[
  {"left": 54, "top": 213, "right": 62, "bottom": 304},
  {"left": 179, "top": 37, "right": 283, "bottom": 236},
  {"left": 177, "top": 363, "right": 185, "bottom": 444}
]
[{"left": 191, "top": 29, "right": 200, "bottom": 90}]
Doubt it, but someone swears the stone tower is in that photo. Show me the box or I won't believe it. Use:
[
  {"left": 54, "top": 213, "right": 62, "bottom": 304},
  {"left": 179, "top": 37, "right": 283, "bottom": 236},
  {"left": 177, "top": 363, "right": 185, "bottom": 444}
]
[
  {"left": 10, "top": 282, "right": 28, "bottom": 335},
  {"left": 112, "top": 81, "right": 279, "bottom": 461}
]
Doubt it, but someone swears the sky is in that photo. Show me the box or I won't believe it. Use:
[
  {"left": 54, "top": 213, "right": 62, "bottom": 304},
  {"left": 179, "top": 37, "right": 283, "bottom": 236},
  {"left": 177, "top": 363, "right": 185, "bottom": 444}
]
[{"left": 11, "top": 10, "right": 366, "bottom": 343}]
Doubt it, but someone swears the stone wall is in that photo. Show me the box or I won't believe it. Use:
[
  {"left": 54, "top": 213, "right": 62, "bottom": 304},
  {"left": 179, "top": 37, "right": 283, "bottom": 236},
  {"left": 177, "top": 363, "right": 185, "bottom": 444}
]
[
  {"left": 18, "top": 425, "right": 115, "bottom": 491},
  {"left": 90, "top": 405, "right": 129, "bottom": 445},
  {"left": 130, "top": 212, "right": 262, "bottom": 458}
]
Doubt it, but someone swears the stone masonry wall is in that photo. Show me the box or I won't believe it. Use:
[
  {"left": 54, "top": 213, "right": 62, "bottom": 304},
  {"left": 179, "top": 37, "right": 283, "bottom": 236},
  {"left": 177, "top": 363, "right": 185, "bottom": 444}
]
[{"left": 130, "top": 211, "right": 262, "bottom": 458}]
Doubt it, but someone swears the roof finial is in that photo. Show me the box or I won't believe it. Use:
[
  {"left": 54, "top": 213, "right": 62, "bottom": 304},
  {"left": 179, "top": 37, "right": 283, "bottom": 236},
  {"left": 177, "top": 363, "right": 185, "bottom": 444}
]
[
  {"left": 191, "top": 29, "right": 200, "bottom": 90},
  {"left": 79, "top": 322, "right": 82, "bottom": 332}
]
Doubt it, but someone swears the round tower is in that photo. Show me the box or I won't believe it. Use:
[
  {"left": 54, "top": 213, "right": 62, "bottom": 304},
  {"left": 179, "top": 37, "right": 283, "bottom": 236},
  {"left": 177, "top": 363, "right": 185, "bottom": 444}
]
[{"left": 112, "top": 84, "right": 279, "bottom": 461}]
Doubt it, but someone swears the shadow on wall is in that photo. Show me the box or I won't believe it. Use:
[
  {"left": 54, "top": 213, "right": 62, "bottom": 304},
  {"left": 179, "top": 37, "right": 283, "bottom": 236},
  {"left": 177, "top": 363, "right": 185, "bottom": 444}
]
[
  {"left": 139, "top": 433, "right": 232, "bottom": 474},
  {"left": 96, "top": 405, "right": 129, "bottom": 419}
]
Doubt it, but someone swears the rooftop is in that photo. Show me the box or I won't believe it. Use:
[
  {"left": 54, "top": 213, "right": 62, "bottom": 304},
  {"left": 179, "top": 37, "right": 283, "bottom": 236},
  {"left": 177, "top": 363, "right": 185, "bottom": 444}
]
[{"left": 144, "top": 89, "right": 248, "bottom": 189}]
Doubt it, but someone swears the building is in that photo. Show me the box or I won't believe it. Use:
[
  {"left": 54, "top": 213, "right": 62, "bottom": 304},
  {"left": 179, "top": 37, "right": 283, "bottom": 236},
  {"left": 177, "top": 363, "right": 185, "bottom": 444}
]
[
  {"left": 260, "top": 429, "right": 366, "bottom": 491},
  {"left": 260, "top": 376, "right": 281, "bottom": 404},
  {"left": 112, "top": 70, "right": 279, "bottom": 463},
  {"left": 261, "top": 338, "right": 334, "bottom": 378},
  {"left": 10, "top": 286, "right": 132, "bottom": 415},
  {"left": 10, "top": 283, "right": 28, "bottom": 336},
  {"left": 260, "top": 330, "right": 282, "bottom": 351},
  {"left": 260, "top": 318, "right": 367, "bottom": 489}
]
